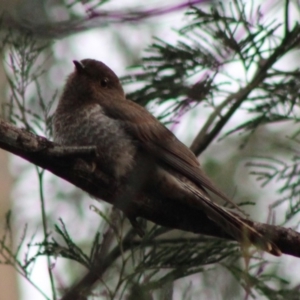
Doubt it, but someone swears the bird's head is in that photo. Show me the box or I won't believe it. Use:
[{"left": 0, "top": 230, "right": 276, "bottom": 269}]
[{"left": 59, "top": 59, "right": 125, "bottom": 109}]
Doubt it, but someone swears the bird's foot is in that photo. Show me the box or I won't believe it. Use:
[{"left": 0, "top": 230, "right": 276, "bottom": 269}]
[
  {"left": 128, "top": 216, "right": 145, "bottom": 238},
  {"left": 74, "top": 158, "right": 97, "bottom": 173}
]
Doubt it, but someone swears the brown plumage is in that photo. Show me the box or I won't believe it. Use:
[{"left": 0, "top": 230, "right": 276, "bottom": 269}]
[{"left": 53, "top": 59, "right": 281, "bottom": 256}]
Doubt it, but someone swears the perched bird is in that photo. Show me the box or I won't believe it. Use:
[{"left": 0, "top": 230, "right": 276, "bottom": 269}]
[{"left": 53, "top": 59, "right": 281, "bottom": 256}]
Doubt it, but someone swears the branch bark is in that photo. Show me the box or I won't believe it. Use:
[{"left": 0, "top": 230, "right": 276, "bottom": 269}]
[{"left": 0, "top": 118, "right": 300, "bottom": 258}]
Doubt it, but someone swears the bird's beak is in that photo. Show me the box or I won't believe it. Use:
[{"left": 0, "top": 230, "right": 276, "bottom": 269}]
[{"left": 73, "top": 60, "right": 85, "bottom": 72}]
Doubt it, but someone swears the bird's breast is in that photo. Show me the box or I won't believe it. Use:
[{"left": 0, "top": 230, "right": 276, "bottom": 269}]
[{"left": 53, "top": 103, "right": 136, "bottom": 178}]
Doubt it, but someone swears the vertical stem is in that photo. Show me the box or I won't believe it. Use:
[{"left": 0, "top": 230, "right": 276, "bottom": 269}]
[{"left": 37, "top": 167, "right": 57, "bottom": 300}]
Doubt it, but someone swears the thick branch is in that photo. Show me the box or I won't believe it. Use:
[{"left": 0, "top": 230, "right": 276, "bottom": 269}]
[{"left": 0, "top": 118, "right": 300, "bottom": 258}]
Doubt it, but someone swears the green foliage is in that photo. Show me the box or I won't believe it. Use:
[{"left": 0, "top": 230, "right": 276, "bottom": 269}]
[
  {"left": 248, "top": 154, "right": 300, "bottom": 223},
  {"left": 1, "top": 0, "right": 300, "bottom": 299},
  {"left": 1, "top": 32, "right": 55, "bottom": 136}
]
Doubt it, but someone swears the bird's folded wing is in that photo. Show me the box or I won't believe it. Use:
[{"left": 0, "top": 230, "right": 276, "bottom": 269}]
[
  {"left": 102, "top": 99, "right": 235, "bottom": 205},
  {"left": 102, "top": 100, "right": 282, "bottom": 256}
]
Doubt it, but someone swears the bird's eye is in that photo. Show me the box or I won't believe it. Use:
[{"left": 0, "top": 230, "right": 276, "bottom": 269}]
[{"left": 101, "top": 78, "right": 109, "bottom": 88}]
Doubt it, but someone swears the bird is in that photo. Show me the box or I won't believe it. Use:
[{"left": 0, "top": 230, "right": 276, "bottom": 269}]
[{"left": 53, "top": 59, "right": 281, "bottom": 256}]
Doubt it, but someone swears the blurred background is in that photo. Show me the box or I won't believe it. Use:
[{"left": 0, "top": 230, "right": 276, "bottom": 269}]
[{"left": 0, "top": 0, "right": 300, "bottom": 299}]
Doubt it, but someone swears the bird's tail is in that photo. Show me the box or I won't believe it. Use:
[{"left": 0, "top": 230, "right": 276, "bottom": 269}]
[{"left": 182, "top": 182, "right": 281, "bottom": 256}]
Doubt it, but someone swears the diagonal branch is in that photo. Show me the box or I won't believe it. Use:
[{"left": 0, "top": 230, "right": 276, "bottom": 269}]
[
  {"left": 2, "top": 1, "right": 210, "bottom": 38},
  {"left": 0, "top": 118, "right": 300, "bottom": 258},
  {"left": 190, "top": 24, "right": 300, "bottom": 156}
]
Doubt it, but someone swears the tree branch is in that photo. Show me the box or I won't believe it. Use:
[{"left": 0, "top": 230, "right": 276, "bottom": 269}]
[
  {"left": 0, "top": 118, "right": 300, "bottom": 258},
  {"left": 2, "top": 1, "right": 211, "bottom": 38},
  {"left": 190, "top": 24, "right": 300, "bottom": 155}
]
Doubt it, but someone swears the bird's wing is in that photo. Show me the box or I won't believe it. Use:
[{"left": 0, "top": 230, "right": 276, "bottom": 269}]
[
  {"left": 102, "top": 99, "right": 233, "bottom": 204},
  {"left": 101, "top": 100, "right": 281, "bottom": 256}
]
